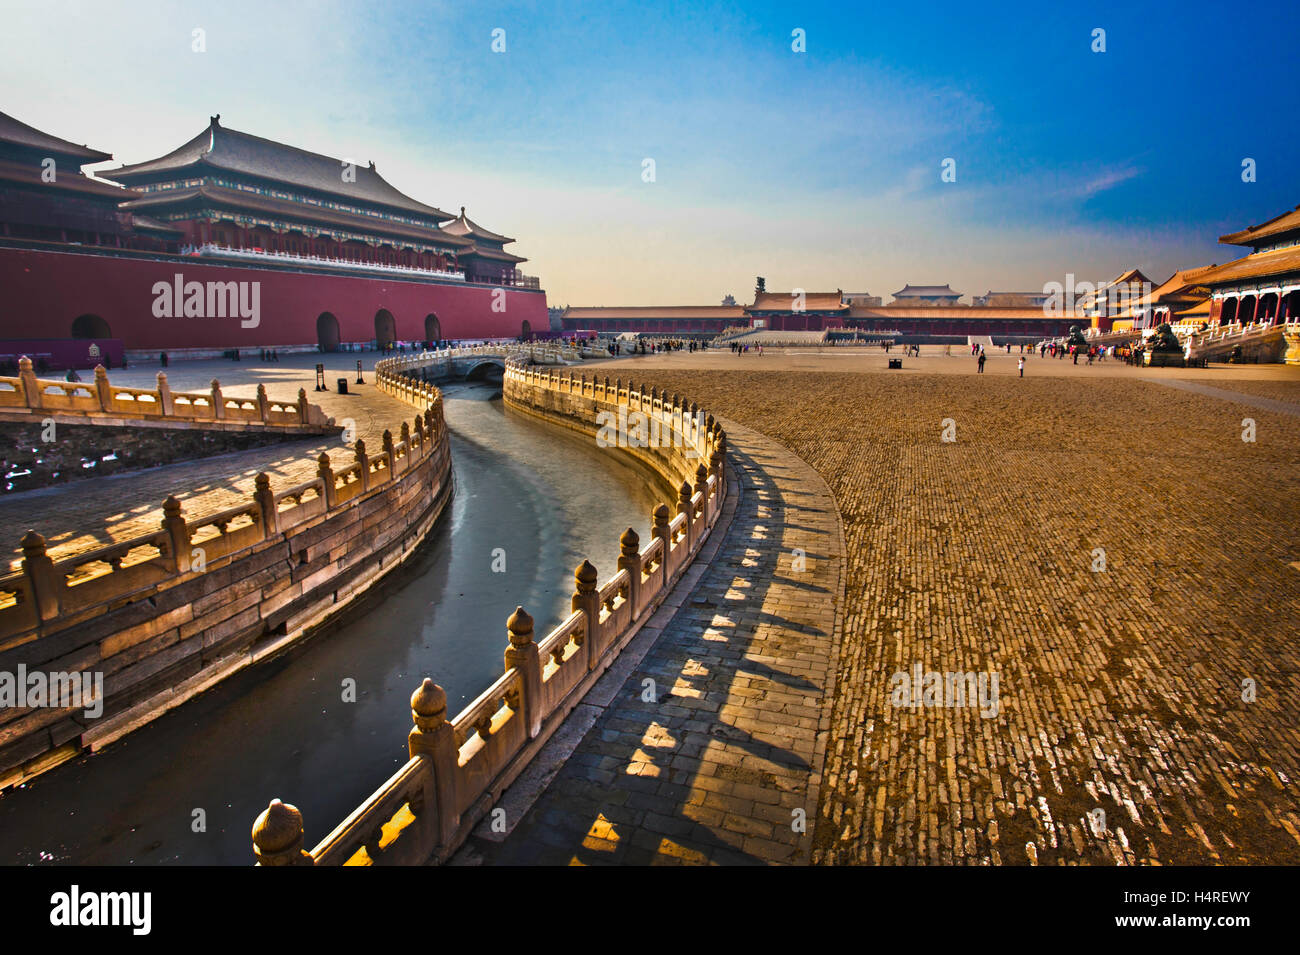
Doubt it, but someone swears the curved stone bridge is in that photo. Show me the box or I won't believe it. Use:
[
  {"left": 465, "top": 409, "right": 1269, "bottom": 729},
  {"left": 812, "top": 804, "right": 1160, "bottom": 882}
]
[{"left": 379, "top": 343, "right": 603, "bottom": 384}]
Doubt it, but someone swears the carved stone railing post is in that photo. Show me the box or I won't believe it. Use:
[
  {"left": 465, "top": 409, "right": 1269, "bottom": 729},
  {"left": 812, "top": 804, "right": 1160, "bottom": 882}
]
[
  {"left": 355, "top": 439, "right": 370, "bottom": 491},
  {"left": 256, "top": 383, "right": 270, "bottom": 423},
  {"left": 252, "top": 799, "right": 314, "bottom": 866},
  {"left": 709, "top": 448, "right": 726, "bottom": 512},
  {"left": 504, "top": 606, "right": 542, "bottom": 738},
  {"left": 210, "top": 379, "right": 225, "bottom": 419},
  {"left": 381, "top": 429, "right": 396, "bottom": 477},
  {"left": 572, "top": 560, "right": 601, "bottom": 671},
  {"left": 93, "top": 365, "right": 112, "bottom": 412},
  {"left": 650, "top": 504, "right": 671, "bottom": 589},
  {"left": 297, "top": 388, "right": 309, "bottom": 424},
  {"left": 399, "top": 421, "right": 411, "bottom": 467},
  {"left": 254, "top": 472, "right": 278, "bottom": 538},
  {"left": 20, "top": 530, "right": 61, "bottom": 621},
  {"left": 677, "top": 479, "right": 694, "bottom": 548},
  {"left": 156, "top": 372, "right": 174, "bottom": 416},
  {"left": 18, "top": 356, "right": 41, "bottom": 409},
  {"left": 693, "top": 464, "right": 709, "bottom": 519},
  {"left": 317, "top": 453, "right": 336, "bottom": 509},
  {"left": 618, "top": 527, "right": 642, "bottom": 619},
  {"left": 408, "top": 678, "right": 458, "bottom": 853},
  {"left": 161, "top": 495, "right": 191, "bottom": 573}
]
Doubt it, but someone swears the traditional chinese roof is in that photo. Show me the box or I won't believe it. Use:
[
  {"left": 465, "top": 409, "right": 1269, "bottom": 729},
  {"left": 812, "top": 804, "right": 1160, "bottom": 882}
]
[
  {"left": 1175, "top": 298, "right": 1211, "bottom": 318},
  {"left": 98, "top": 116, "right": 454, "bottom": 222},
  {"left": 0, "top": 110, "right": 112, "bottom": 167},
  {"left": 129, "top": 214, "right": 184, "bottom": 235},
  {"left": 119, "top": 182, "right": 472, "bottom": 248},
  {"left": 440, "top": 207, "right": 515, "bottom": 244},
  {"left": 1219, "top": 205, "right": 1300, "bottom": 249},
  {"left": 977, "top": 291, "right": 1048, "bottom": 306},
  {"left": 749, "top": 291, "right": 847, "bottom": 312},
  {"left": 463, "top": 245, "right": 527, "bottom": 263},
  {"left": 1087, "top": 268, "right": 1156, "bottom": 294},
  {"left": 0, "top": 157, "right": 127, "bottom": 200},
  {"left": 892, "top": 284, "right": 961, "bottom": 298},
  {"left": 1191, "top": 245, "right": 1300, "bottom": 287},
  {"left": 849, "top": 305, "right": 1057, "bottom": 320}
]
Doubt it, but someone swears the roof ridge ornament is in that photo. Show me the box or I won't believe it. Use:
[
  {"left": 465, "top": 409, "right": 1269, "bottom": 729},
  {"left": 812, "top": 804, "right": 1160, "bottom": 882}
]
[{"left": 211, "top": 114, "right": 220, "bottom": 126}]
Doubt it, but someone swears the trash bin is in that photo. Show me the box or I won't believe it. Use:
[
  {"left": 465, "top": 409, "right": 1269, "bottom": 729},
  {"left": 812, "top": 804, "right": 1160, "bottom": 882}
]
[
  {"left": 888, "top": 358, "right": 903, "bottom": 369},
  {"left": 337, "top": 378, "right": 349, "bottom": 394}
]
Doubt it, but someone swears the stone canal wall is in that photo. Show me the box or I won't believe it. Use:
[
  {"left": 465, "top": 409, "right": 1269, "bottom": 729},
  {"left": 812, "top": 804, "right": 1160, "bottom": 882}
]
[
  {"left": 250, "top": 354, "right": 729, "bottom": 866},
  {"left": 0, "top": 367, "right": 453, "bottom": 790}
]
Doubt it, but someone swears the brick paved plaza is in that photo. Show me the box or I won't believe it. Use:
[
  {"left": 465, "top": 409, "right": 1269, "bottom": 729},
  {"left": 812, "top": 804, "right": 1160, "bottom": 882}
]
[{"left": 592, "top": 348, "right": 1300, "bottom": 864}]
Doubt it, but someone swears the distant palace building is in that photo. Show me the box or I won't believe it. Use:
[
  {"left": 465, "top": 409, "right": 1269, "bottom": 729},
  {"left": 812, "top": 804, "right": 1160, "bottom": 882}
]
[
  {"left": 841, "top": 291, "right": 883, "bottom": 307},
  {"left": 891, "top": 284, "right": 963, "bottom": 306},
  {"left": 0, "top": 111, "right": 546, "bottom": 363},
  {"left": 560, "top": 276, "right": 1079, "bottom": 338},
  {"left": 1199, "top": 205, "right": 1300, "bottom": 326},
  {"left": 971, "top": 290, "right": 1050, "bottom": 308}
]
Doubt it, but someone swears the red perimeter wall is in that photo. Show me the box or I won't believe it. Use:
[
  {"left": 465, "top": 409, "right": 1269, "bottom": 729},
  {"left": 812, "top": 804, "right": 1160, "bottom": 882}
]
[{"left": 0, "top": 246, "right": 548, "bottom": 349}]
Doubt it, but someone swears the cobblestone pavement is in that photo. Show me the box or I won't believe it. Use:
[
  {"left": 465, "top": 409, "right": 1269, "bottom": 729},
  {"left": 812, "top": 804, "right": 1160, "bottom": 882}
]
[
  {"left": 1143, "top": 378, "right": 1300, "bottom": 418},
  {"left": 458, "top": 420, "right": 845, "bottom": 865},
  {"left": 0, "top": 355, "right": 420, "bottom": 569},
  {"left": 608, "top": 359, "right": 1300, "bottom": 865}
]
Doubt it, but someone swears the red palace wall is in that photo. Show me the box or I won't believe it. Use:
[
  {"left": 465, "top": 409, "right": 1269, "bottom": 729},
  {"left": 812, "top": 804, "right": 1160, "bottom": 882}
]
[{"left": 0, "top": 246, "right": 548, "bottom": 350}]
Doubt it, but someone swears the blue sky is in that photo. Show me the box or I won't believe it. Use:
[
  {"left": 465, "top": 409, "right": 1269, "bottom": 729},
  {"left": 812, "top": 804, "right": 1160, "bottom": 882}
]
[{"left": 3, "top": 0, "right": 1297, "bottom": 304}]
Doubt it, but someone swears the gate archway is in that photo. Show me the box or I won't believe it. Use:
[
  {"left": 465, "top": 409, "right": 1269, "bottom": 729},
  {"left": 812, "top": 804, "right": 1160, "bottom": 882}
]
[
  {"left": 375, "top": 309, "right": 397, "bottom": 347},
  {"left": 317, "top": 312, "right": 341, "bottom": 352},
  {"left": 520, "top": 319, "right": 532, "bottom": 338},
  {"left": 425, "top": 313, "right": 442, "bottom": 343},
  {"left": 71, "top": 314, "right": 112, "bottom": 339}
]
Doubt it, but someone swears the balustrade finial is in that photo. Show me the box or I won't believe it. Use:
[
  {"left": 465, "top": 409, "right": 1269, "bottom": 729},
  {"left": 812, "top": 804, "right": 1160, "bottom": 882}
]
[
  {"left": 574, "top": 558, "right": 598, "bottom": 593},
  {"left": 19, "top": 529, "right": 46, "bottom": 556},
  {"left": 507, "top": 605, "right": 534, "bottom": 645},
  {"left": 252, "top": 798, "right": 311, "bottom": 866},
  {"left": 620, "top": 527, "right": 639, "bottom": 559},
  {"left": 411, "top": 677, "right": 447, "bottom": 727}
]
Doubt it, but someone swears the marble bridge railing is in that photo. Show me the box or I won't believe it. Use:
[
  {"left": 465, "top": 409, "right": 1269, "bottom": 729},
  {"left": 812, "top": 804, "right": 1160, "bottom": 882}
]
[
  {"left": 251, "top": 353, "right": 729, "bottom": 866},
  {"left": 0, "top": 356, "right": 334, "bottom": 432}
]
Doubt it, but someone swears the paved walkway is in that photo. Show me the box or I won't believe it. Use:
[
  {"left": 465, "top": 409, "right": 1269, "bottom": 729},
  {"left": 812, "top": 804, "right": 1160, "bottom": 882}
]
[
  {"left": 0, "top": 356, "right": 421, "bottom": 570},
  {"left": 454, "top": 420, "right": 845, "bottom": 865},
  {"left": 1143, "top": 377, "right": 1300, "bottom": 417},
  {"left": 609, "top": 360, "right": 1300, "bottom": 865}
]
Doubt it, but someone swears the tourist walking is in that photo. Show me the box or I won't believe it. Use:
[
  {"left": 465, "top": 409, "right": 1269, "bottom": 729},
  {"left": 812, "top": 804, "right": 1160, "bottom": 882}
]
[
  {"left": 1018, "top": 357, "right": 1025, "bottom": 378},
  {"left": 977, "top": 352, "right": 986, "bottom": 374}
]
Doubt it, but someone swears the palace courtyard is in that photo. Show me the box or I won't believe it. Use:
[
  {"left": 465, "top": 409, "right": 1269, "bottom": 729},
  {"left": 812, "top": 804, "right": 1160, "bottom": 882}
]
[{"left": 574, "top": 346, "right": 1300, "bottom": 865}]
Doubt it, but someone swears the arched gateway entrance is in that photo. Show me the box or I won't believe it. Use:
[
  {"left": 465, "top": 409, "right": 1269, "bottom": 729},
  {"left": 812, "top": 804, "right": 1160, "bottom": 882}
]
[
  {"left": 375, "top": 309, "right": 397, "bottom": 347},
  {"left": 316, "top": 312, "right": 341, "bottom": 351},
  {"left": 425, "top": 313, "right": 442, "bottom": 343},
  {"left": 71, "top": 314, "right": 112, "bottom": 339}
]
